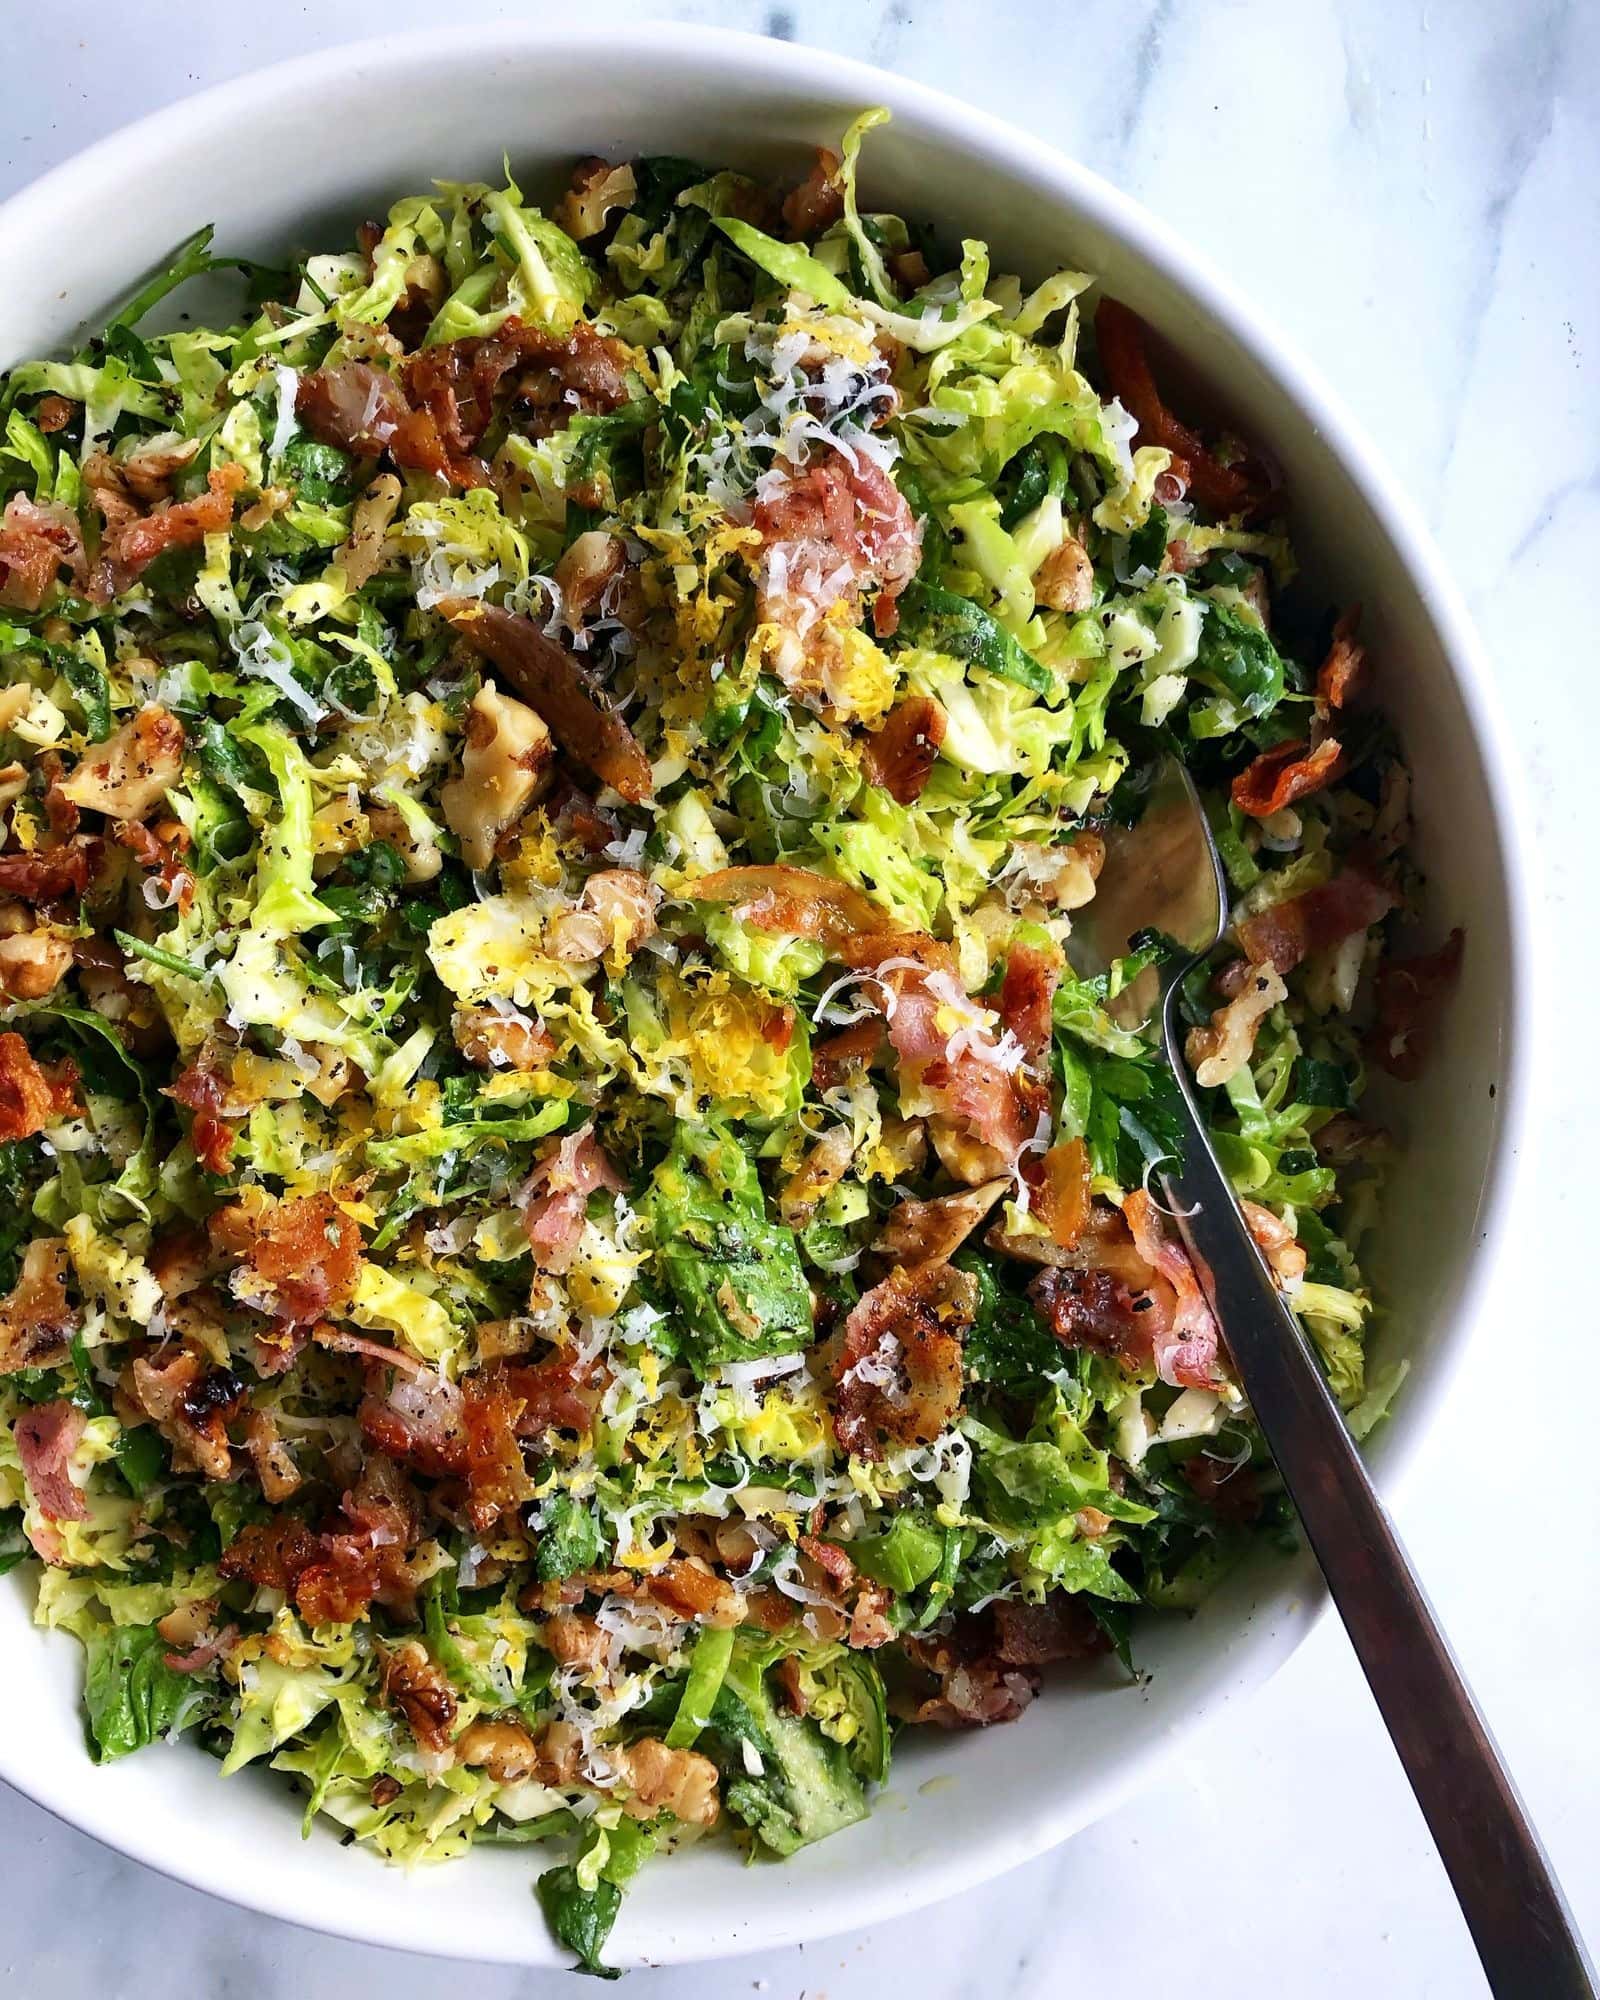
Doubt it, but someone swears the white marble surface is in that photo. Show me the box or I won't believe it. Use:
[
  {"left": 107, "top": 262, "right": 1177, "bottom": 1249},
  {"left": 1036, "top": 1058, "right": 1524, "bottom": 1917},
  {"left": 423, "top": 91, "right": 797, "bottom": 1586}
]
[{"left": 2, "top": 3, "right": 1597, "bottom": 1994}]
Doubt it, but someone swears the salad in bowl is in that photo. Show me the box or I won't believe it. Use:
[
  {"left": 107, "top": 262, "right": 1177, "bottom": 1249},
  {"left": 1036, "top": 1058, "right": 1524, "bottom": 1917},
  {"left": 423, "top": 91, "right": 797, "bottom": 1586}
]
[{"left": 0, "top": 109, "right": 1456, "bottom": 1972}]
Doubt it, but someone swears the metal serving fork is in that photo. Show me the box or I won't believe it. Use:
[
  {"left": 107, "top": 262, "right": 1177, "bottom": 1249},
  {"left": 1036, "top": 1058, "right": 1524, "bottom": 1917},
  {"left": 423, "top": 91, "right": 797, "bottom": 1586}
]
[{"left": 1071, "top": 754, "right": 1594, "bottom": 1999}]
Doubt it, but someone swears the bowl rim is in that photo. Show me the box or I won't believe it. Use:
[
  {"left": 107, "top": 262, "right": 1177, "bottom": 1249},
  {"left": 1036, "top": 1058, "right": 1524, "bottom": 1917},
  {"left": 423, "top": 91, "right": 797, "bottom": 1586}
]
[{"left": 0, "top": 18, "right": 1534, "bottom": 1969}]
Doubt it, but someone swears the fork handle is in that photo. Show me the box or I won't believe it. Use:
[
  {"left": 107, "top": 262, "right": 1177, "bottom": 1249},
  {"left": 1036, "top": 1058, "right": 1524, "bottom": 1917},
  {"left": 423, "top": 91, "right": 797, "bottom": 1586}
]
[{"left": 1159, "top": 1027, "right": 1595, "bottom": 1998}]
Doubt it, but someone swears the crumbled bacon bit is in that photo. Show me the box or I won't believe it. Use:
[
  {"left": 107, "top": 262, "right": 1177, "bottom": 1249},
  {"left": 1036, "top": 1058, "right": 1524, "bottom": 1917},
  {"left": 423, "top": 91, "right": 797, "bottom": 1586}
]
[
  {"left": 127, "top": 1347, "right": 247, "bottom": 1481},
  {"left": 519, "top": 1124, "right": 622, "bottom": 1274},
  {"left": 861, "top": 696, "right": 947, "bottom": 805},
  {"left": 0, "top": 1033, "right": 77, "bottom": 1141},
  {"left": 0, "top": 1237, "right": 75, "bottom": 1374},
  {"left": 0, "top": 494, "right": 87, "bottom": 609},
  {"left": 89, "top": 464, "right": 246, "bottom": 601},
  {"left": 1095, "top": 299, "right": 1265, "bottom": 516},
  {"left": 166, "top": 1056, "right": 239, "bottom": 1175},
  {"left": 782, "top": 147, "right": 845, "bottom": 238},
  {"left": 0, "top": 843, "right": 95, "bottom": 905},
  {"left": 220, "top": 1192, "right": 363, "bottom": 1329},
  {"left": 1120, "top": 1191, "right": 1224, "bottom": 1390},
  {"left": 998, "top": 937, "right": 1062, "bottom": 1067},
  {"left": 1181, "top": 1452, "right": 1263, "bottom": 1526},
  {"left": 1317, "top": 608, "right": 1369, "bottom": 713},
  {"left": 1234, "top": 868, "right": 1397, "bottom": 977},
  {"left": 991, "top": 1595, "right": 1108, "bottom": 1667},
  {"left": 1231, "top": 737, "right": 1345, "bottom": 819},
  {"left": 404, "top": 318, "right": 631, "bottom": 463},
  {"left": 811, "top": 1016, "right": 886, "bottom": 1091},
  {"left": 440, "top": 600, "right": 655, "bottom": 804},
  {"left": 1368, "top": 928, "right": 1464, "bottom": 1082},
  {"left": 898, "top": 1618, "right": 1041, "bottom": 1728},
  {"left": 15, "top": 1399, "right": 88, "bottom": 1534},
  {"left": 35, "top": 395, "right": 74, "bottom": 435},
  {"left": 832, "top": 1262, "right": 976, "bottom": 1460}
]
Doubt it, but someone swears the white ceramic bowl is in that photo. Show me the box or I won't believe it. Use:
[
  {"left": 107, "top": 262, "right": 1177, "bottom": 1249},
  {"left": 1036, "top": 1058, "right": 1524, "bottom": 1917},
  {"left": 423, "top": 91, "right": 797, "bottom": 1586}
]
[{"left": 0, "top": 23, "right": 1526, "bottom": 1970}]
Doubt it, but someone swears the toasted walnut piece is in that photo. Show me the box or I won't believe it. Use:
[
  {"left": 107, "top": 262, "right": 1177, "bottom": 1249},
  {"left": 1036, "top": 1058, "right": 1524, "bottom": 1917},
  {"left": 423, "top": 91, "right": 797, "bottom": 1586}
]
[
  {"left": 337, "top": 472, "right": 402, "bottom": 589},
  {"left": 440, "top": 681, "right": 555, "bottom": 871},
  {"left": 542, "top": 1609, "right": 608, "bottom": 1671},
  {"left": 453, "top": 1004, "right": 557, "bottom": 1073},
  {"left": 58, "top": 703, "right": 185, "bottom": 820},
  {"left": 1185, "top": 961, "right": 1287, "bottom": 1089},
  {"left": 1241, "top": 1198, "right": 1308, "bottom": 1287},
  {"left": 779, "top": 1125, "right": 856, "bottom": 1226},
  {"left": 455, "top": 1716, "right": 542, "bottom": 1781},
  {"left": 558, "top": 158, "right": 638, "bottom": 241},
  {"left": 364, "top": 804, "right": 441, "bottom": 884},
  {"left": 1032, "top": 532, "right": 1095, "bottom": 612},
  {"left": 0, "top": 926, "right": 72, "bottom": 1001},
  {"left": 615, "top": 1737, "right": 721, "bottom": 1826},
  {"left": 553, "top": 530, "right": 625, "bottom": 626}
]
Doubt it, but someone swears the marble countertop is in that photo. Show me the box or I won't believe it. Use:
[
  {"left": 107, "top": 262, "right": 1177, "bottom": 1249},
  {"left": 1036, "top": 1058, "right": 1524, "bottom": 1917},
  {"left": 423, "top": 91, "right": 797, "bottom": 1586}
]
[{"left": 2, "top": 3, "right": 1596, "bottom": 1995}]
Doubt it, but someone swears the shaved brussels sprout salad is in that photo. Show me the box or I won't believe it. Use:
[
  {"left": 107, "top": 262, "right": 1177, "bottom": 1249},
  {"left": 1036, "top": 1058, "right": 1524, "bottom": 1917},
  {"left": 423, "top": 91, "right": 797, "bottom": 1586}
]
[{"left": 0, "top": 111, "right": 1455, "bottom": 1973}]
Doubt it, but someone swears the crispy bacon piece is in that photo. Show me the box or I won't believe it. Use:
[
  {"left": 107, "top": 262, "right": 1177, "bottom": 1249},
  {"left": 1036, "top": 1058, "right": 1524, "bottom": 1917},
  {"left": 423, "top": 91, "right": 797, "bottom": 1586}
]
[
  {"left": 752, "top": 456, "right": 922, "bottom": 683},
  {"left": 0, "top": 1033, "right": 77, "bottom": 1140},
  {"left": 359, "top": 1356, "right": 585, "bottom": 1520},
  {"left": 312, "top": 1321, "right": 427, "bottom": 1376},
  {"left": 884, "top": 968, "right": 1043, "bottom": 1181},
  {"left": 899, "top": 1618, "right": 1039, "bottom": 1728},
  {"left": 0, "top": 494, "right": 87, "bottom": 609},
  {"left": 220, "top": 1192, "right": 363, "bottom": 1329},
  {"left": 1029, "top": 1138, "right": 1092, "bottom": 1251},
  {"left": 90, "top": 464, "right": 246, "bottom": 601},
  {"left": 875, "top": 1178, "right": 1008, "bottom": 1267},
  {"left": 782, "top": 147, "right": 844, "bottom": 238},
  {"left": 35, "top": 396, "right": 74, "bottom": 435},
  {"left": 295, "top": 361, "right": 455, "bottom": 481},
  {"left": 1095, "top": 299, "right": 1263, "bottom": 516},
  {"left": 1121, "top": 1190, "right": 1224, "bottom": 1390},
  {"left": 1234, "top": 868, "right": 1397, "bottom": 977},
  {"left": 115, "top": 815, "right": 195, "bottom": 912},
  {"left": 459, "top": 1369, "right": 533, "bottom": 1531},
  {"left": 15, "top": 1399, "right": 88, "bottom": 1535},
  {"left": 0, "top": 1238, "right": 75, "bottom": 1374},
  {"left": 222, "top": 1459, "right": 427, "bottom": 1627},
  {"left": 162, "top": 1622, "right": 240, "bottom": 1674},
  {"left": 440, "top": 600, "right": 654, "bottom": 804},
  {"left": 406, "top": 318, "right": 631, "bottom": 455},
  {"left": 1030, "top": 1264, "right": 1146, "bottom": 1363},
  {"left": 861, "top": 695, "right": 946, "bottom": 804},
  {"left": 810, "top": 1016, "right": 885, "bottom": 1091},
  {"left": 991, "top": 1595, "right": 1109, "bottom": 1667},
  {"left": 635, "top": 1555, "right": 746, "bottom": 1629},
  {"left": 1317, "top": 607, "right": 1369, "bottom": 712},
  {"left": 692, "top": 863, "right": 890, "bottom": 955},
  {"left": 1368, "top": 929, "right": 1464, "bottom": 1082},
  {"left": 494, "top": 1349, "right": 601, "bottom": 1440},
  {"left": 1231, "top": 737, "right": 1346, "bottom": 819},
  {"left": 998, "top": 937, "right": 1062, "bottom": 1066},
  {"left": 0, "top": 844, "right": 95, "bottom": 905},
  {"left": 166, "top": 1056, "right": 239, "bottom": 1175},
  {"left": 832, "top": 1261, "right": 976, "bottom": 1460},
  {"left": 1182, "top": 1453, "right": 1263, "bottom": 1526},
  {"left": 519, "top": 1124, "right": 622, "bottom": 1273}
]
